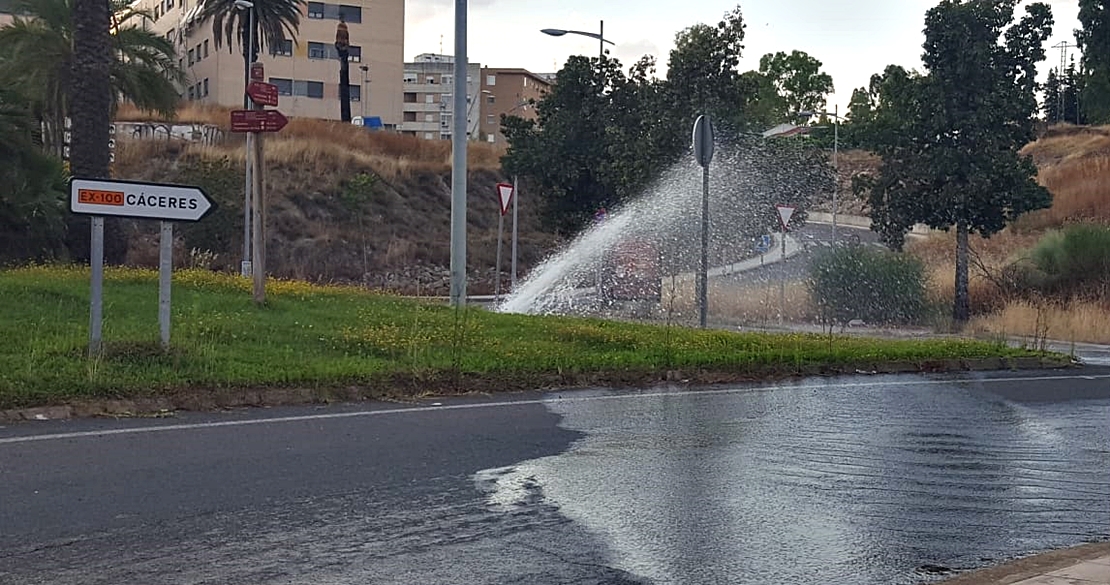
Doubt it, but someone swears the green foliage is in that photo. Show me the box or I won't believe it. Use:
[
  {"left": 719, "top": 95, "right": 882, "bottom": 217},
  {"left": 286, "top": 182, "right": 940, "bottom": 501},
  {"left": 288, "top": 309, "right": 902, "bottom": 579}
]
[
  {"left": 340, "top": 172, "right": 377, "bottom": 210},
  {"left": 174, "top": 157, "right": 242, "bottom": 256},
  {"left": 501, "top": 3, "right": 836, "bottom": 236},
  {"left": 197, "top": 0, "right": 307, "bottom": 59},
  {"left": 1023, "top": 224, "right": 1110, "bottom": 297},
  {"left": 0, "top": 265, "right": 1043, "bottom": 408},
  {"left": 0, "top": 89, "right": 69, "bottom": 263},
  {"left": 1076, "top": 0, "right": 1110, "bottom": 123},
  {"left": 1042, "top": 60, "right": 1087, "bottom": 124},
  {"left": 808, "top": 244, "right": 928, "bottom": 326},
  {"left": 0, "top": 0, "right": 186, "bottom": 154},
  {"left": 859, "top": 0, "right": 1054, "bottom": 321}
]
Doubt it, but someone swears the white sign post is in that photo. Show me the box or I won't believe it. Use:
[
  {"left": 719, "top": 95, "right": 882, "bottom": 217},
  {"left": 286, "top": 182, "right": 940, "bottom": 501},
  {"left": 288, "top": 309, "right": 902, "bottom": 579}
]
[
  {"left": 494, "top": 182, "right": 515, "bottom": 303},
  {"left": 70, "top": 178, "right": 216, "bottom": 354},
  {"left": 774, "top": 204, "right": 796, "bottom": 326}
]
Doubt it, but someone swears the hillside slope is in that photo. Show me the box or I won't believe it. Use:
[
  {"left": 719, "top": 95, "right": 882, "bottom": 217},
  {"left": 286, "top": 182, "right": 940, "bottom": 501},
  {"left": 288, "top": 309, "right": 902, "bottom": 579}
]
[{"left": 112, "top": 106, "right": 560, "bottom": 294}]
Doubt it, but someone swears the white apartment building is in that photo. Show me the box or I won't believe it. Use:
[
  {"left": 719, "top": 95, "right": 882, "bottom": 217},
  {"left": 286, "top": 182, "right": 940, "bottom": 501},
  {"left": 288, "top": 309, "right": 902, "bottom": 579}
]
[{"left": 401, "top": 54, "right": 482, "bottom": 140}]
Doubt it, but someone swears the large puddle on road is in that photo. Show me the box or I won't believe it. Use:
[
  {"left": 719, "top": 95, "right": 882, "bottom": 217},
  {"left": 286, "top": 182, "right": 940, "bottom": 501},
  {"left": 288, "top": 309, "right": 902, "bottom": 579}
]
[{"left": 475, "top": 375, "right": 1110, "bottom": 585}]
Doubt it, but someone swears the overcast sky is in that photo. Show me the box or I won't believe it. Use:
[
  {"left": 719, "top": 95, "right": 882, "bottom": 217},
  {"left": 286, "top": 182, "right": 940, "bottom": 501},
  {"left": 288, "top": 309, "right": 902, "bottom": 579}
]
[{"left": 405, "top": 0, "right": 1083, "bottom": 112}]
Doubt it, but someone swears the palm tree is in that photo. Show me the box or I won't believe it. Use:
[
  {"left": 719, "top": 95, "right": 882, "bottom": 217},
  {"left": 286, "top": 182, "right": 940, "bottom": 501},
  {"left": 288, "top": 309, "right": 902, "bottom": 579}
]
[
  {"left": 0, "top": 0, "right": 186, "bottom": 157},
  {"left": 197, "top": 0, "right": 306, "bottom": 60}
]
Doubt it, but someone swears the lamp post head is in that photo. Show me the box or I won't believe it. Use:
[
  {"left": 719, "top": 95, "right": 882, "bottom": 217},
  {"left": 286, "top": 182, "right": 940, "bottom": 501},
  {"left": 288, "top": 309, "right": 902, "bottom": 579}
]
[
  {"left": 233, "top": 0, "right": 253, "bottom": 9},
  {"left": 540, "top": 28, "right": 568, "bottom": 37}
]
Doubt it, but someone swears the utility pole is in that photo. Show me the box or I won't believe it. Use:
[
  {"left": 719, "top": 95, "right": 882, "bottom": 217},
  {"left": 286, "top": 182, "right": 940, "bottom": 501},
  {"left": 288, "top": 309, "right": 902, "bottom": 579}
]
[{"left": 1053, "top": 41, "right": 1074, "bottom": 123}]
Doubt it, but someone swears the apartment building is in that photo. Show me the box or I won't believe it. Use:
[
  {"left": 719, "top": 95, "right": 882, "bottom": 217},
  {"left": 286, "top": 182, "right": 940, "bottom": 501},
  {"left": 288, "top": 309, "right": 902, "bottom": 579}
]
[
  {"left": 400, "top": 54, "right": 482, "bottom": 140},
  {"left": 131, "top": 0, "right": 403, "bottom": 126},
  {"left": 0, "top": 0, "right": 16, "bottom": 26},
  {"left": 477, "top": 68, "right": 551, "bottom": 145}
]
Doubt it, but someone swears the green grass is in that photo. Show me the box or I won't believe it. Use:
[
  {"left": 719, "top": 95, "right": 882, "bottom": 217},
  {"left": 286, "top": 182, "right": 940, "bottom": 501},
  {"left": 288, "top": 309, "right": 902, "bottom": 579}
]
[{"left": 0, "top": 265, "right": 1047, "bottom": 409}]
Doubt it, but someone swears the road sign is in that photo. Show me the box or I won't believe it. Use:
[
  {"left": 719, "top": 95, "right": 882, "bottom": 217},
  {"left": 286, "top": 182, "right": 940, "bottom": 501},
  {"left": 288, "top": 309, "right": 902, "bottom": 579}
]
[
  {"left": 231, "top": 109, "right": 288, "bottom": 133},
  {"left": 70, "top": 177, "right": 215, "bottom": 222},
  {"left": 692, "top": 115, "right": 715, "bottom": 168},
  {"left": 775, "top": 204, "right": 796, "bottom": 231},
  {"left": 246, "top": 81, "right": 279, "bottom": 106},
  {"left": 496, "top": 182, "right": 514, "bottom": 216}
]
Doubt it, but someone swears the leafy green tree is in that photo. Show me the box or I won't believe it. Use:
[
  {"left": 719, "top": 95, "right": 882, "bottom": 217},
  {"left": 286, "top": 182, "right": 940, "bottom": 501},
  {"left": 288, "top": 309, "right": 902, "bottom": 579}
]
[
  {"left": 0, "top": 0, "right": 185, "bottom": 156},
  {"left": 1076, "top": 0, "right": 1110, "bottom": 123},
  {"left": 0, "top": 89, "right": 69, "bottom": 262},
  {"left": 864, "top": 0, "right": 1054, "bottom": 324},
  {"left": 757, "top": 50, "right": 835, "bottom": 118},
  {"left": 198, "top": 0, "right": 306, "bottom": 63}
]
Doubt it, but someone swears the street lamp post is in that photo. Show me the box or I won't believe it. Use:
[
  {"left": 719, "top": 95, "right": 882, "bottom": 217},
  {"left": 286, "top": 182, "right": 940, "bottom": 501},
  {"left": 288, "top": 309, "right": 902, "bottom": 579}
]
[
  {"left": 359, "top": 64, "right": 369, "bottom": 118},
  {"left": 798, "top": 104, "right": 843, "bottom": 243},
  {"left": 235, "top": 0, "right": 255, "bottom": 277},
  {"left": 540, "top": 20, "right": 614, "bottom": 58}
]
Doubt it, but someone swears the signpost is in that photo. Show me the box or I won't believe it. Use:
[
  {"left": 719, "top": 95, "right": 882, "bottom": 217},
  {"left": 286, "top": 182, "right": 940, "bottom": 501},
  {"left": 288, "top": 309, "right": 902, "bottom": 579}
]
[
  {"left": 775, "top": 204, "right": 796, "bottom": 325},
  {"left": 510, "top": 176, "right": 519, "bottom": 290},
  {"left": 692, "top": 114, "right": 715, "bottom": 328},
  {"left": 246, "top": 81, "right": 279, "bottom": 107},
  {"left": 231, "top": 68, "right": 287, "bottom": 305},
  {"left": 230, "top": 109, "right": 288, "bottom": 133},
  {"left": 71, "top": 178, "right": 215, "bottom": 354},
  {"left": 494, "top": 182, "right": 514, "bottom": 303}
]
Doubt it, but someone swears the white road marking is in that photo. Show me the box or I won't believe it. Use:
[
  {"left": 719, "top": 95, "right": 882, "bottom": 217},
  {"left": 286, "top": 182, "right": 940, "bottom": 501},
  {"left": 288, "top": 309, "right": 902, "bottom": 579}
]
[{"left": 1, "top": 372, "right": 1107, "bottom": 445}]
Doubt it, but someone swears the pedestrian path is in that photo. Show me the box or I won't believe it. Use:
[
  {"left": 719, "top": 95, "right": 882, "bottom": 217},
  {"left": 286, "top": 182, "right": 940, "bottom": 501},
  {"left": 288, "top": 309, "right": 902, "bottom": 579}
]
[{"left": 1007, "top": 555, "right": 1110, "bottom": 584}]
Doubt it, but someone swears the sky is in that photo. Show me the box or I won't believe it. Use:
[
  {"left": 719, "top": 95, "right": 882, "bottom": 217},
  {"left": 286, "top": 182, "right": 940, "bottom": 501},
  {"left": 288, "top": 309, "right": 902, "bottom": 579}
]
[{"left": 404, "top": 0, "right": 1084, "bottom": 113}]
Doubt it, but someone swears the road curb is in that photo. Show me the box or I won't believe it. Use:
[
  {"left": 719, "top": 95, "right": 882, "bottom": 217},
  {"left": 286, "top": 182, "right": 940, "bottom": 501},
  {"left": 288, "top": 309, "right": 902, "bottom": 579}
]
[
  {"left": 935, "top": 541, "right": 1110, "bottom": 584},
  {"left": 0, "top": 355, "right": 1078, "bottom": 424}
]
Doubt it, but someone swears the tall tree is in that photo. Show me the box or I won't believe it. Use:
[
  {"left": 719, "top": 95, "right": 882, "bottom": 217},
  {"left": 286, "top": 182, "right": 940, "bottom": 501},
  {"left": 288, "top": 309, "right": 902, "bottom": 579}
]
[
  {"left": 0, "top": 0, "right": 185, "bottom": 156},
  {"left": 197, "top": 0, "right": 306, "bottom": 64},
  {"left": 757, "top": 50, "right": 835, "bottom": 117},
  {"left": 664, "top": 4, "right": 751, "bottom": 132},
  {"left": 1076, "top": 0, "right": 1110, "bottom": 123},
  {"left": 865, "top": 0, "right": 1053, "bottom": 324}
]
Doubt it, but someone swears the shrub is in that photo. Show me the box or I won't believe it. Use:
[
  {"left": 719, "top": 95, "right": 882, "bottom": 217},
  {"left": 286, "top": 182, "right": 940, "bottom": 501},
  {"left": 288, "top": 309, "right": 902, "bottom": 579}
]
[
  {"left": 1024, "top": 224, "right": 1110, "bottom": 297},
  {"left": 808, "top": 244, "right": 928, "bottom": 326}
]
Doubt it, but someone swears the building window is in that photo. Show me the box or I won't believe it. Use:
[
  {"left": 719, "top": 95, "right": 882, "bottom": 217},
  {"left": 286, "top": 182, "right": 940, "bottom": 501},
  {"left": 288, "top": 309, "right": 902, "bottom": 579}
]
[
  {"left": 270, "top": 77, "right": 293, "bottom": 96},
  {"left": 195, "top": 43, "right": 201, "bottom": 60},
  {"left": 403, "top": 92, "right": 417, "bottom": 103},
  {"left": 166, "top": 0, "right": 173, "bottom": 8},
  {"left": 486, "top": 94, "right": 495, "bottom": 104},
  {"left": 349, "top": 85, "right": 360, "bottom": 101},
  {"left": 488, "top": 134, "right": 496, "bottom": 143},
  {"left": 273, "top": 39, "right": 293, "bottom": 57},
  {"left": 424, "top": 113, "right": 434, "bottom": 122},
  {"left": 307, "top": 1, "right": 324, "bottom": 18},
  {"left": 348, "top": 45, "right": 361, "bottom": 62},
  {"left": 486, "top": 114, "right": 495, "bottom": 125},
  {"left": 203, "top": 40, "right": 209, "bottom": 58},
  {"left": 178, "top": 57, "right": 183, "bottom": 70},
  {"left": 403, "top": 73, "right": 417, "bottom": 84},
  {"left": 424, "top": 133, "right": 434, "bottom": 140},
  {"left": 187, "top": 86, "right": 194, "bottom": 100},
  {"left": 338, "top": 4, "right": 361, "bottom": 22},
  {"left": 203, "top": 78, "right": 209, "bottom": 96},
  {"left": 293, "top": 80, "right": 324, "bottom": 98},
  {"left": 486, "top": 74, "right": 496, "bottom": 86},
  {"left": 166, "top": 28, "right": 175, "bottom": 41},
  {"left": 403, "top": 112, "right": 417, "bottom": 122},
  {"left": 425, "top": 94, "right": 434, "bottom": 103},
  {"left": 307, "top": 41, "right": 327, "bottom": 59},
  {"left": 441, "top": 74, "right": 452, "bottom": 86},
  {"left": 187, "top": 48, "right": 194, "bottom": 65}
]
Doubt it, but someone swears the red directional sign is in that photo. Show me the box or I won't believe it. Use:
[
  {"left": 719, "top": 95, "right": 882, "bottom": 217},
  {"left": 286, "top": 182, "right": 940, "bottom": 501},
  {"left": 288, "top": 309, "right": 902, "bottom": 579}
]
[
  {"left": 246, "top": 81, "right": 279, "bottom": 106},
  {"left": 230, "top": 109, "right": 288, "bottom": 133}
]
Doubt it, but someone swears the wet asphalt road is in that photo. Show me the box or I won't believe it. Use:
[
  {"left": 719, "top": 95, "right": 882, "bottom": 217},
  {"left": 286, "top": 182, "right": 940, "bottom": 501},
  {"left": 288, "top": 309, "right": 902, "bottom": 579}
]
[{"left": 2, "top": 369, "right": 1109, "bottom": 585}]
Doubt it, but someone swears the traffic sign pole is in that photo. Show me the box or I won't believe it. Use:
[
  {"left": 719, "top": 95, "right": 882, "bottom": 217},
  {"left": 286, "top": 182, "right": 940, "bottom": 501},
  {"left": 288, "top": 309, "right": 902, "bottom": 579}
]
[
  {"left": 89, "top": 216, "right": 104, "bottom": 357},
  {"left": 510, "top": 175, "right": 519, "bottom": 290},
  {"left": 693, "top": 114, "right": 715, "bottom": 329},
  {"left": 159, "top": 221, "right": 173, "bottom": 349}
]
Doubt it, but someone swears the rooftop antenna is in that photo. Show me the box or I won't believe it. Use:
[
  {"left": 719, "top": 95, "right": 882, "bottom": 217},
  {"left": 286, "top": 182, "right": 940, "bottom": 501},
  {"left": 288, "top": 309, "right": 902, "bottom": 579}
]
[{"left": 440, "top": 34, "right": 444, "bottom": 55}]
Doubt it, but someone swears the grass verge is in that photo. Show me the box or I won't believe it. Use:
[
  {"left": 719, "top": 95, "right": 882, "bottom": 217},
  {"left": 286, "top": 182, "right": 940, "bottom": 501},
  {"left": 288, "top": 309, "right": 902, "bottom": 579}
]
[{"left": 0, "top": 265, "right": 1056, "bottom": 411}]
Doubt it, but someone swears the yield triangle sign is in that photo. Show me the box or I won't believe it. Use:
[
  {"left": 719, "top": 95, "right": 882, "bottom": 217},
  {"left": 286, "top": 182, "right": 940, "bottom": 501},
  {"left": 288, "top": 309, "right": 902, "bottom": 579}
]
[
  {"left": 775, "top": 204, "right": 796, "bottom": 231},
  {"left": 497, "top": 183, "right": 514, "bottom": 216}
]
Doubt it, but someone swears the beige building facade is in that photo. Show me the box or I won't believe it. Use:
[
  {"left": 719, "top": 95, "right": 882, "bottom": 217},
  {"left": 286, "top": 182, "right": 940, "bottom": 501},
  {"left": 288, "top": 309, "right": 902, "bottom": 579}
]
[
  {"left": 131, "top": 0, "right": 403, "bottom": 126},
  {"left": 477, "top": 68, "right": 550, "bottom": 145}
]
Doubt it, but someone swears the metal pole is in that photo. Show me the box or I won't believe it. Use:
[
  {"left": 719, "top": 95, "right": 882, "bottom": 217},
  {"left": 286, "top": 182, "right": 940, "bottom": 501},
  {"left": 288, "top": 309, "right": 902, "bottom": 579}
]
[
  {"left": 252, "top": 129, "right": 265, "bottom": 304},
  {"left": 241, "top": 6, "right": 255, "bottom": 277},
  {"left": 495, "top": 212, "right": 504, "bottom": 303},
  {"left": 510, "top": 175, "right": 519, "bottom": 289},
  {"left": 779, "top": 229, "right": 786, "bottom": 326},
  {"left": 158, "top": 221, "right": 173, "bottom": 350},
  {"left": 89, "top": 216, "right": 104, "bottom": 357},
  {"left": 832, "top": 103, "right": 838, "bottom": 245},
  {"left": 449, "top": 0, "right": 468, "bottom": 307},
  {"left": 698, "top": 164, "right": 709, "bottom": 328},
  {"left": 599, "top": 20, "right": 604, "bottom": 58}
]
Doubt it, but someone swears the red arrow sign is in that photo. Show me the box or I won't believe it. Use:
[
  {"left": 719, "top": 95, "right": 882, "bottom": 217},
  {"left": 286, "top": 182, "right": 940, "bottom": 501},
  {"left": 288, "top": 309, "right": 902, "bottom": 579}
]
[
  {"left": 246, "top": 81, "right": 279, "bottom": 106},
  {"left": 230, "top": 109, "right": 288, "bottom": 133}
]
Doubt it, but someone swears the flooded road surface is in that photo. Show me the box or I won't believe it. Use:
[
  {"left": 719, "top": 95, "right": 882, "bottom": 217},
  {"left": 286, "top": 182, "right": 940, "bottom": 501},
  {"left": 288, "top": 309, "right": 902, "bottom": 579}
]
[
  {"left": 2, "top": 371, "right": 1108, "bottom": 584},
  {"left": 480, "top": 373, "right": 1110, "bottom": 584}
]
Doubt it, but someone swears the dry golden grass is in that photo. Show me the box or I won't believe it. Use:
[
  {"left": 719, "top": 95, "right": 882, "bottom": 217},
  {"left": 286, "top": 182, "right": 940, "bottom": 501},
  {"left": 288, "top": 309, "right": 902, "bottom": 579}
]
[
  {"left": 114, "top": 102, "right": 505, "bottom": 173},
  {"left": 970, "top": 299, "right": 1110, "bottom": 344},
  {"left": 659, "top": 277, "right": 814, "bottom": 324},
  {"left": 1016, "top": 124, "right": 1110, "bottom": 230}
]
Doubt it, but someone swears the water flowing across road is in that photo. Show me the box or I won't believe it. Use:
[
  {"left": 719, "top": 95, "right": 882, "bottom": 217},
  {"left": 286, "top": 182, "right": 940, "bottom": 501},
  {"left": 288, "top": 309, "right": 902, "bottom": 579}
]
[{"left": 477, "top": 374, "right": 1110, "bottom": 584}]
